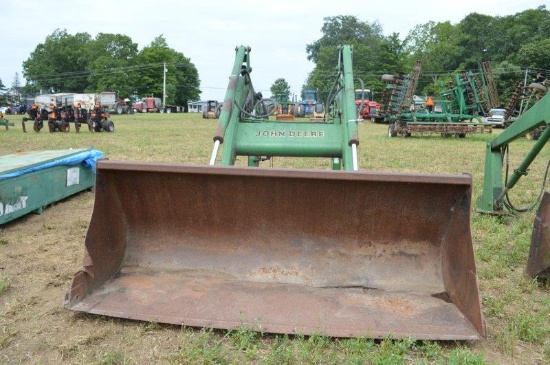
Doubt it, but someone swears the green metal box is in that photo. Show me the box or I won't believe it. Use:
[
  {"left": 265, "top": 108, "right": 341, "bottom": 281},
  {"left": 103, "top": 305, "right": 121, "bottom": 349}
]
[{"left": 0, "top": 148, "right": 103, "bottom": 225}]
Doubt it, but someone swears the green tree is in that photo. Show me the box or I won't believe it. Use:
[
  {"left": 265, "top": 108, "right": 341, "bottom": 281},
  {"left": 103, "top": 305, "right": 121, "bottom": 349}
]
[
  {"left": 12, "top": 72, "right": 21, "bottom": 87},
  {"left": 19, "top": 82, "right": 39, "bottom": 98},
  {"left": 492, "top": 60, "right": 523, "bottom": 106},
  {"left": 22, "top": 29, "right": 92, "bottom": 92},
  {"left": 403, "top": 21, "right": 465, "bottom": 94},
  {"left": 305, "top": 16, "right": 387, "bottom": 102},
  {"left": 11, "top": 72, "right": 22, "bottom": 103},
  {"left": 512, "top": 38, "right": 550, "bottom": 73},
  {"left": 85, "top": 33, "right": 139, "bottom": 98},
  {"left": 377, "top": 33, "right": 408, "bottom": 75},
  {"left": 499, "top": 6, "right": 549, "bottom": 63},
  {"left": 306, "top": 45, "right": 341, "bottom": 102},
  {"left": 270, "top": 78, "right": 291, "bottom": 99},
  {"left": 22, "top": 30, "right": 200, "bottom": 106},
  {"left": 134, "top": 35, "right": 200, "bottom": 106},
  {"left": 306, "top": 15, "right": 384, "bottom": 64},
  {"left": 0, "top": 77, "right": 6, "bottom": 105},
  {"left": 457, "top": 13, "right": 509, "bottom": 69}
]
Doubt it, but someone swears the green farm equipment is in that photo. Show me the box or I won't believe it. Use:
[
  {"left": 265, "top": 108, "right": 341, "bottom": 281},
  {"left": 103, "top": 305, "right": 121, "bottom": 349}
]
[
  {"left": 0, "top": 116, "right": 14, "bottom": 130},
  {"left": 385, "top": 61, "right": 495, "bottom": 138},
  {"left": 476, "top": 91, "right": 550, "bottom": 278},
  {"left": 65, "top": 45, "right": 486, "bottom": 340}
]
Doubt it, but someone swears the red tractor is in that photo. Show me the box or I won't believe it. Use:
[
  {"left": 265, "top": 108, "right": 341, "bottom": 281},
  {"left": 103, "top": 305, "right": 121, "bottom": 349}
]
[
  {"left": 133, "top": 97, "right": 162, "bottom": 113},
  {"left": 355, "top": 89, "right": 385, "bottom": 123}
]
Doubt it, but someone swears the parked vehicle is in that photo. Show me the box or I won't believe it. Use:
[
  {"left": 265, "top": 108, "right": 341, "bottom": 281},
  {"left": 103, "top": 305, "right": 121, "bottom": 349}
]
[
  {"left": 486, "top": 108, "right": 506, "bottom": 127},
  {"left": 293, "top": 89, "right": 318, "bottom": 117},
  {"left": 202, "top": 100, "right": 221, "bottom": 119},
  {"left": 355, "top": 89, "right": 384, "bottom": 123},
  {"left": 97, "top": 91, "right": 129, "bottom": 114},
  {"left": 161, "top": 105, "right": 185, "bottom": 113},
  {"left": 133, "top": 97, "right": 162, "bottom": 113},
  {"left": 88, "top": 103, "right": 115, "bottom": 132}
]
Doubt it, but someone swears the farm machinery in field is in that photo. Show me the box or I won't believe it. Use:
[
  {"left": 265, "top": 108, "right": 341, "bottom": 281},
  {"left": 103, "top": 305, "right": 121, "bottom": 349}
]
[
  {"left": 384, "top": 61, "right": 498, "bottom": 138},
  {"left": 88, "top": 103, "right": 115, "bottom": 132},
  {"left": 355, "top": 87, "right": 384, "bottom": 123},
  {"left": 202, "top": 100, "right": 222, "bottom": 119},
  {"left": 21, "top": 104, "right": 71, "bottom": 133},
  {"left": 21, "top": 104, "right": 45, "bottom": 132},
  {"left": 65, "top": 45, "right": 486, "bottom": 341},
  {"left": 309, "top": 101, "right": 326, "bottom": 121},
  {"left": 476, "top": 85, "right": 550, "bottom": 279},
  {"left": 0, "top": 113, "right": 14, "bottom": 131},
  {"left": 46, "top": 104, "right": 71, "bottom": 132},
  {"left": 503, "top": 74, "right": 549, "bottom": 140},
  {"left": 274, "top": 93, "right": 295, "bottom": 121},
  {"left": 292, "top": 89, "right": 319, "bottom": 117},
  {"left": 22, "top": 103, "right": 114, "bottom": 133}
]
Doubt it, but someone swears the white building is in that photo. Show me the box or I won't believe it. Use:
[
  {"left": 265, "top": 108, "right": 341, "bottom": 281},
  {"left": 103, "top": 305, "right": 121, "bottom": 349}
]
[{"left": 188, "top": 101, "right": 209, "bottom": 113}]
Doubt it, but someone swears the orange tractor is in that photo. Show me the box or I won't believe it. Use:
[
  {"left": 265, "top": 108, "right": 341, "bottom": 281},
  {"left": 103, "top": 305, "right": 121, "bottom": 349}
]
[{"left": 355, "top": 88, "right": 384, "bottom": 122}]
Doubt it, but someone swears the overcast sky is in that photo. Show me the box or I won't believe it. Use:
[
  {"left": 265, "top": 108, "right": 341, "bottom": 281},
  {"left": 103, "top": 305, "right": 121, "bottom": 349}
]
[{"left": 1, "top": 0, "right": 544, "bottom": 102}]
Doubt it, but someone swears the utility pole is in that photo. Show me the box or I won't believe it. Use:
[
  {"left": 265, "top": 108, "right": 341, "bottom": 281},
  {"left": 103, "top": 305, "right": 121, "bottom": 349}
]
[
  {"left": 519, "top": 68, "right": 529, "bottom": 114},
  {"left": 163, "top": 62, "right": 167, "bottom": 108}
]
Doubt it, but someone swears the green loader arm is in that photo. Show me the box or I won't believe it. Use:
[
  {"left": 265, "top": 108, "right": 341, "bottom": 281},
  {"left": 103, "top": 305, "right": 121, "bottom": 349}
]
[
  {"left": 209, "top": 45, "right": 360, "bottom": 170},
  {"left": 477, "top": 92, "right": 550, "bottom": 214}
]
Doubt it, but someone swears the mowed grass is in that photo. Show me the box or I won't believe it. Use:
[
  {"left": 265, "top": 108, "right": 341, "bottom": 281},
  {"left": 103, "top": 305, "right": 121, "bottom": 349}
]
[{"left": 0, "top": 112, "right": 549, "bottom": 364}]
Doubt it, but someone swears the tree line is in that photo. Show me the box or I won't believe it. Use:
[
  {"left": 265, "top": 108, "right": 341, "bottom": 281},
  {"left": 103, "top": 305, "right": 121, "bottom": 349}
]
[
  {"left": 4, "top": 5, "right": 549, "bottom": 109},
  {"left": 15, "top": 31, "right": 200, "bottom": 107},
  {"left": 302, "top": 6, "right": 549, "bottom": 106}
]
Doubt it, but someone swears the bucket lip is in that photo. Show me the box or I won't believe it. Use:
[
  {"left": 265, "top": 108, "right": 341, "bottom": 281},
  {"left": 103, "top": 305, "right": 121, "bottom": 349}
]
[{"left": 97, "top": 160, "right": 472, "bottom": 186}]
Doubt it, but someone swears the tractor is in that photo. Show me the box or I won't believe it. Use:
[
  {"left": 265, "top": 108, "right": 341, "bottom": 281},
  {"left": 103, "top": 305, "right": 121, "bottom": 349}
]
[
  {"left": 88, "top": 103, "right": 115, "bottom": 132},
  {"left": 354, "top": 88, "right": 384, "bottom": 123},
  {"left": 202, "top": 100, "right": 222, "bottom": 119},
  {"left": 274, "top": 94, "right": 295, "bottom": 120},
  {"left": 66, "top": 45, "right": 486, "bottom": 341}
]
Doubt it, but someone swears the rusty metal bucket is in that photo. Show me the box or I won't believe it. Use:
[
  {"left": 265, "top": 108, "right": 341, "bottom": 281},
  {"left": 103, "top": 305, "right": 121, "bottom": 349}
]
[
  {"left": 65, "top": 160, "right": 486, "bottom": 340},
  {"left": 527, "top": 191, "right": 550, "bottom": 279}
]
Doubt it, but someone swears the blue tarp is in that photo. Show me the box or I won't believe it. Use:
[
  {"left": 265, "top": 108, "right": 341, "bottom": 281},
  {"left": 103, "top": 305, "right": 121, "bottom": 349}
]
[{"left": 0, "top": 149, "right": 104, "bottom": 180}]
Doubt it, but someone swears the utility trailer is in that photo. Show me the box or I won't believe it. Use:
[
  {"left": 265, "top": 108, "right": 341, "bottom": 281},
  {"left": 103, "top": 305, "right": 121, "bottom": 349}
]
[{"left": 0, "top": 148, "right": 103, "bottom": 225}]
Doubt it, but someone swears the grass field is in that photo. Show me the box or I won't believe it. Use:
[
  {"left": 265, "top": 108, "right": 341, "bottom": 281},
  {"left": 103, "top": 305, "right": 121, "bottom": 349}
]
[{"left": 0, "top": 112, "right": 549, "bottom": 364}]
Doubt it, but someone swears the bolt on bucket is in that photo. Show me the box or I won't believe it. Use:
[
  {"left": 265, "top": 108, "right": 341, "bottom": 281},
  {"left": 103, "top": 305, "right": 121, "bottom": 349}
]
[
  {"left": 527, "top": 191, "right": 550, "bottom": 279},
  {"left": 65, "top": 160, "right": 486, "bottom": 340}
]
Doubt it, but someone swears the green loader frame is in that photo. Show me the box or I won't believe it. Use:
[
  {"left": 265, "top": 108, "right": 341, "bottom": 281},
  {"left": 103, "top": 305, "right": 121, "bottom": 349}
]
[{"left": 209, "top": 45, "right": 360, "bottom": 170}]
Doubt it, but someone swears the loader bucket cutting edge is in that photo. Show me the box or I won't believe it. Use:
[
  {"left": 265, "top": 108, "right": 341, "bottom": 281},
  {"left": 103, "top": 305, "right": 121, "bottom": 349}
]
[
  {"left": 527, "top": 191, "right": 550, "bottom": 279},
  {"left": 65, "top": 160, "right": 486, "bottom": 340}
]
